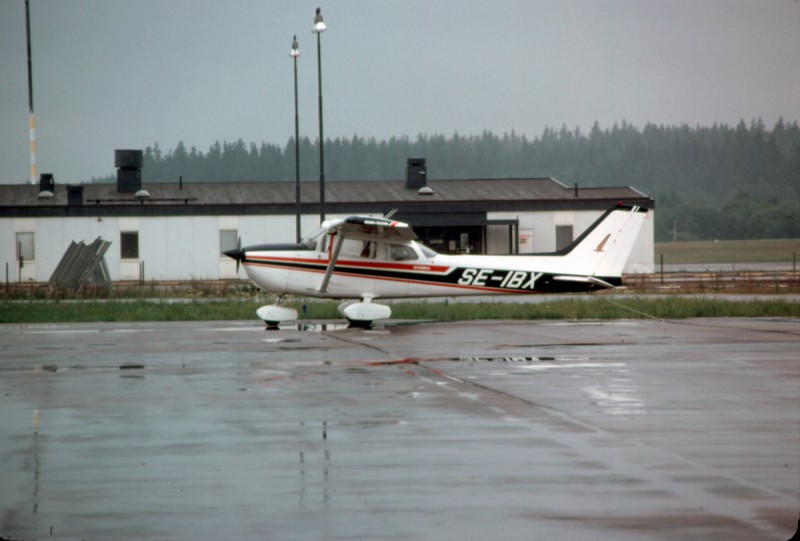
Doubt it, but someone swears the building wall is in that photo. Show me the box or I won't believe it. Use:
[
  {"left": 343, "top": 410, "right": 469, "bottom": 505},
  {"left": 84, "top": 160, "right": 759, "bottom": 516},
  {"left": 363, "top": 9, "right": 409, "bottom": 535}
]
[
  {"left": 0, "top": 214, "right": 321, "bottom": 283},
  {"left": 0, "top": 208, "right": 654, "bottom": 283}
]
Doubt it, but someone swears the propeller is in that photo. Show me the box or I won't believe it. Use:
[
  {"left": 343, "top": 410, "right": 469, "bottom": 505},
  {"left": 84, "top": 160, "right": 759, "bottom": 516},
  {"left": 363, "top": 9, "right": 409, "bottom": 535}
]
[{"left": 223, "top": 236, "right": 243, "bottom": 274}]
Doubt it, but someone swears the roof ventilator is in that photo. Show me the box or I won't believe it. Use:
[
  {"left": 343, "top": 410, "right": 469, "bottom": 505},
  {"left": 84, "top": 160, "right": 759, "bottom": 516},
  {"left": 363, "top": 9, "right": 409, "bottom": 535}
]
[
  {"left": 37, "top": 173, "right": 54, "bottom": 199},
  {"left": 405, "top": 157, "right": 427, "bottom": 189},
  {"left": 115, "top": 149, "right": 143, "bottom": 193}
]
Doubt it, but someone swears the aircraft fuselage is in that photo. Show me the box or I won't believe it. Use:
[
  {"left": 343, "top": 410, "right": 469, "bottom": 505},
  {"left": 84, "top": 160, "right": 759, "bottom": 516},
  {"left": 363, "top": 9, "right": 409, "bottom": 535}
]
[
  {"left": 238, "top": 245, "right": 617, "bottom": 299},
  {"left": 225, "top": 205, "right": 647, "bottom": 318}
]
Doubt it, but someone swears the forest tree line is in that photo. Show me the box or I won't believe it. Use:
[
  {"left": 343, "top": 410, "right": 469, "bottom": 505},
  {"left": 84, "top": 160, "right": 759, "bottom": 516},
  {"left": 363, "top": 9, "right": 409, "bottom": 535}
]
[{"left": 92, "top": 119, "right": 800, "bottom": 242}]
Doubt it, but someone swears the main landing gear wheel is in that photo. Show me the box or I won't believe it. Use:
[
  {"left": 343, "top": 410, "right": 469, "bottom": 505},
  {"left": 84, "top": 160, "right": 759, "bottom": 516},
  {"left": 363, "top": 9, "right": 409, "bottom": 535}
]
[{"left": 338, "top": 298, "right": 392, "bottom": 328}]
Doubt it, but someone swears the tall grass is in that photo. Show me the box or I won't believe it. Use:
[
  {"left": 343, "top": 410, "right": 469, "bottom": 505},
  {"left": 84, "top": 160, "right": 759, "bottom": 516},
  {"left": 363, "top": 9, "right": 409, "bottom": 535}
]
[
  {"left": 0, "top": 299, "right": 260, "bottom": 324},
  {"left": 1, "top": 297, "right": 797, "bottom": 324},
  {"left": 389, "top": 297, "right": 800, "bottom": 321}
]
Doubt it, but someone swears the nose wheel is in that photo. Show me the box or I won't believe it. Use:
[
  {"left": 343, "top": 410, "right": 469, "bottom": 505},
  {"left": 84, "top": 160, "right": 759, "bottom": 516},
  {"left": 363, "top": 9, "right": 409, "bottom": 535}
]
[{"left": 256, "top": 296, "right": 298, "bottom": 329}]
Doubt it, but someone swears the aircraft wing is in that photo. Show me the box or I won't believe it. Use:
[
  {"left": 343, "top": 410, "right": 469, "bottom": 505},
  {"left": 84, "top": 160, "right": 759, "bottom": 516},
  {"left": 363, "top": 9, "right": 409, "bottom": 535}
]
[
  {"left": 318, "top": 216, "right": 417, "bottom": 293},
  {"left": 335, "top": 216, "right": 417, "bottom": 242}
]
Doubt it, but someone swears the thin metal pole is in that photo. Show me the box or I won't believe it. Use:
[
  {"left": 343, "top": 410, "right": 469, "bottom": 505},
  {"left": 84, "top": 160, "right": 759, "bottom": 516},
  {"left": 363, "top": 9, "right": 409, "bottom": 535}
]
[
  {"left": 293, "top": 52, "right": 301, "bottom": 242},
  {"left": 25, "top": 0, "right": 37, "bottom": 185},
  {"left": 316, "top": 30, "right": 325, "bottom": 223}
]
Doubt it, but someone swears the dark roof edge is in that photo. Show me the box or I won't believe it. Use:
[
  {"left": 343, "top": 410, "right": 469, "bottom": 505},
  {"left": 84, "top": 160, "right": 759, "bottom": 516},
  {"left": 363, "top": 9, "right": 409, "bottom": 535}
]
[{"left": 0, "top": 196, "right": 653, "bottom": 218}]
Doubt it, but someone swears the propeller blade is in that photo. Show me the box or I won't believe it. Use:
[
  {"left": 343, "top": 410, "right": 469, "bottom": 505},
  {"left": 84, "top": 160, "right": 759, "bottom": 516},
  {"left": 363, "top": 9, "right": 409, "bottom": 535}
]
[
  {"left": 236, "top": 236, "right": 241, "bottom": 274},
  {"left": 223, "top": 236, "right": 243, "bottom": 275}
]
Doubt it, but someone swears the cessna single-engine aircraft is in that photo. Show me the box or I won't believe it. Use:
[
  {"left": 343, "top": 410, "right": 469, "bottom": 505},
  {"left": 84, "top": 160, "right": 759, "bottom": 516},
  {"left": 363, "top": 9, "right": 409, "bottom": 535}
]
[{"left": 225, "top": 203, "right": 647, "bottom": 326}]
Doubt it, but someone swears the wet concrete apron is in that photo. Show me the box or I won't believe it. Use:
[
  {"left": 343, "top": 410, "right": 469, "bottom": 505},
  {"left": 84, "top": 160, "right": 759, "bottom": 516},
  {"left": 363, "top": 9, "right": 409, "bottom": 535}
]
[{"left": 1, "top": 318, "right": 798, "bottom": 540}]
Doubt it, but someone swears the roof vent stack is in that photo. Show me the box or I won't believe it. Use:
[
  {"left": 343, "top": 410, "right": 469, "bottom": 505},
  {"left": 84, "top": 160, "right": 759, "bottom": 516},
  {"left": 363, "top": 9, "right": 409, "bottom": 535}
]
[
  {"left": 66, "top": 184, "right": 84, "bottom": 206},
  {"left": 38, "top": 173, "right": 55, "bottom": 198},
  {"left": 405, "top": 157, "right": 426, "bottom": 190},
  {"left": 115, "top": 149, "right": 143, "bottom": 193}
]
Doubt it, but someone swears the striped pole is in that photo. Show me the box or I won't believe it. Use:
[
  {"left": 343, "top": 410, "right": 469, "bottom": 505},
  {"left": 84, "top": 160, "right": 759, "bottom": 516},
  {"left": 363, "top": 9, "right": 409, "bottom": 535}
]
[
  {"left": 25, "top": 0, "right": 37, "bottom": 185},
  {"left": 29, "top": 114, "right": 37, "bottom": 185}
]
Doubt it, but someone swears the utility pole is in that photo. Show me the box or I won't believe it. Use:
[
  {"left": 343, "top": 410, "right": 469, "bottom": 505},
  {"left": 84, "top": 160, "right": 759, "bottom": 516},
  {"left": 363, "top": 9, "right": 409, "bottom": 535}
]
[{"left": 25, "top": 0, "right": 37, "bottom": 185}]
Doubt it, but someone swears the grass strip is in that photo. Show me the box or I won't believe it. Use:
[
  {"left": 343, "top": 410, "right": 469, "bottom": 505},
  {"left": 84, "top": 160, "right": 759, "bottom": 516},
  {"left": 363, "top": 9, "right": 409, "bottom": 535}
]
[{"left": 1, "top": 297, "right": 798, "bottom": 324}]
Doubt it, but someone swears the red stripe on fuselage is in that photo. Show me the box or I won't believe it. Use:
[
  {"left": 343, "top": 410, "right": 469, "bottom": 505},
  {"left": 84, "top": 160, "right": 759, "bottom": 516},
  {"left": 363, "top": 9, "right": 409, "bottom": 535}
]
[
  {"left": 246, "top": 255, "right": 451, "bottom": 274},
  {"left": 243, "top": 256, "right": 541, "bottom": 294}
]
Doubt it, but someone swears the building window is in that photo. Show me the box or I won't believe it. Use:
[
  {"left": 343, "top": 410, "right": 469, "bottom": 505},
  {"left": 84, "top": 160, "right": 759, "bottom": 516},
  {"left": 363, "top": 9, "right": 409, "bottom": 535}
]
[
  {"left": 16, "top": 232, "right": 35, "bottom": 261},
  {"left": 121, "top": 231, "right": 139, "bottom": 259},
  {"left": 555, "top": 225, "right": 573, "bottom": 251},
  {"left": 219, "top": 229, "right": 238, "bottom": 256}
]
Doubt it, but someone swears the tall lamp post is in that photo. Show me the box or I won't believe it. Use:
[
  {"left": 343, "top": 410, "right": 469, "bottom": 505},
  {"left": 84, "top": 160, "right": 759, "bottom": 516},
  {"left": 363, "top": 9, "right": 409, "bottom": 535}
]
[
  {"left": 313, "top": 7, "right": 326, "bottom": 223},
  {"left": 290, "top": 35, "right": 301, "bottom": 242}
]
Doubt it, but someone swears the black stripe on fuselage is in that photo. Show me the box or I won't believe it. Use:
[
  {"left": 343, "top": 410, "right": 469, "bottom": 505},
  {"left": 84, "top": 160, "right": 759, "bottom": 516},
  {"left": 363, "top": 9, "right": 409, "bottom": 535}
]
[{"left": 243, "top": 257, "right": 618, "bottom": 293}]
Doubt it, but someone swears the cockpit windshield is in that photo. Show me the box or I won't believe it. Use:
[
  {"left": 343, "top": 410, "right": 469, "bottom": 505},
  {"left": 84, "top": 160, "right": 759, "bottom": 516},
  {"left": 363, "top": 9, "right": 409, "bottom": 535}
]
[
  {"left": 417, "top": 242, "right": 438, "bottom": 258},
  {"left": 300, "top": 226, "right": 439, "bottom": 259},
  {"left": 301, "top": 227, "right": 327, "bottom": 250}
]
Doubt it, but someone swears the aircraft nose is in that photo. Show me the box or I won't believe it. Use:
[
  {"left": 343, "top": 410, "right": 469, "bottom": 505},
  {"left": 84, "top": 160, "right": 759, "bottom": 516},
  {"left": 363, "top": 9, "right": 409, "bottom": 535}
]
[
  {"left": 223, "top": 248, "right": 244, "bottom": 261},
  {"left": 224, "top": 246, "right": 245, "bottom": 274}
]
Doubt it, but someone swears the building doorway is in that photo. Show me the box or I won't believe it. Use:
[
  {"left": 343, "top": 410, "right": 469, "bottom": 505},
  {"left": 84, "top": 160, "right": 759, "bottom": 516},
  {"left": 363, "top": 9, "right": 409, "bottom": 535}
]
[{"left": 413, "top": 225, "right": 484, "bottom": 255}]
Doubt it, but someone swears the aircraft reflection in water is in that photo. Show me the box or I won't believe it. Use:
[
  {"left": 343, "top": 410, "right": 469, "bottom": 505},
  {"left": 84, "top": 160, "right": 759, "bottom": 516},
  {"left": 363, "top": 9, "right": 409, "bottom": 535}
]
[{"left": 225, "top": 203, "right": 647, "bottom": 327}]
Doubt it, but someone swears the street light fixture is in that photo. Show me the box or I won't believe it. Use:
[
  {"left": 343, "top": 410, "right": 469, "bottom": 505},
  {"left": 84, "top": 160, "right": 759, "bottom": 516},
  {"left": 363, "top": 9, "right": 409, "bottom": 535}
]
[
  {"left": 290, "top": 35, "right": 301, "bottom": 242},
  {"left": 313, "top": 7, "right": 326, "bottom": 222}
]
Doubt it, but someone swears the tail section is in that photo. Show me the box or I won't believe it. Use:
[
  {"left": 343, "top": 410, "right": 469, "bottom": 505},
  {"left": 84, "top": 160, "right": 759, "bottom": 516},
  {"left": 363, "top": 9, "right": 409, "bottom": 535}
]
[{"left": 555, "top": 204, "right": 647, "bottom": 280}]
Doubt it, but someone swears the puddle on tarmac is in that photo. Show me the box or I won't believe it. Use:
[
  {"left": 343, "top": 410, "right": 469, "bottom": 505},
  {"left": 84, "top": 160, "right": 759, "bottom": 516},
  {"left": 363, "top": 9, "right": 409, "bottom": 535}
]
[
  {"left": 495, "top": 342, "right": 628, "bottom": 349},
  {"left": 371, "top": 354, "right": 578, "bottom": 365},
  {"left": 263, "top": 338, "right": 302, "bottom": 344},
  {"left": 258, "top": 322, "right": 351, "bottom": 332},
  {"left": 119, "top": 363, "right": 145, "bottom": 370},
  {"left": 458, "top": 355, "right": 558, "bottom": 363}
]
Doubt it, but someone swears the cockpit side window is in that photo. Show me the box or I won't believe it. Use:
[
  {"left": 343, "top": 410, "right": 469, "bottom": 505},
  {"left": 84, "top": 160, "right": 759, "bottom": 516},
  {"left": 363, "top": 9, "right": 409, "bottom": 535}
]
[
  {"left": 388, "top": 243, "right": 418, "bottom": 261},
  {"left": 339, "top": 238, "right": 370, "bottom": 258},
  {"left": 360, "top": 241, "right": 375, "bottom": 258}
]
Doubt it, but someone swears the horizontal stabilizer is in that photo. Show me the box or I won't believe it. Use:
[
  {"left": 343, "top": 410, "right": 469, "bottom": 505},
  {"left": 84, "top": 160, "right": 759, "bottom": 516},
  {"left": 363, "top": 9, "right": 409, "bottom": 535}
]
[{"left": 553, "top": 275, "right": 617, "bottom": 289}]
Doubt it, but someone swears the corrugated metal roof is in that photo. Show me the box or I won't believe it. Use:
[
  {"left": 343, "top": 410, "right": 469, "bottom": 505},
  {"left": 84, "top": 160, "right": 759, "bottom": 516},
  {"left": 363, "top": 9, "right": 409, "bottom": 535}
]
[{"left": 0, "top": 178, "right": 651, "bottom": 214}]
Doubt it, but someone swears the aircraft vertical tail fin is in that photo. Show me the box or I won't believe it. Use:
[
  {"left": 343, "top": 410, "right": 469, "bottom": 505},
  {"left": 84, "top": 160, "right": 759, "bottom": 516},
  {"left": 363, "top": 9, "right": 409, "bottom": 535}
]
[{"left": 557, "top": 204, "right": 647, "bottom": 280}]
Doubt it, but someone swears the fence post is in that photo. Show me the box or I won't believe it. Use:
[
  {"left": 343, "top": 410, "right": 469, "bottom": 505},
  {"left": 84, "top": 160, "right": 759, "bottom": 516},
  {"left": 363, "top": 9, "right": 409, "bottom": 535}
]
[{"left": 18, "top": 241, "right": 23, "bottom": 283}]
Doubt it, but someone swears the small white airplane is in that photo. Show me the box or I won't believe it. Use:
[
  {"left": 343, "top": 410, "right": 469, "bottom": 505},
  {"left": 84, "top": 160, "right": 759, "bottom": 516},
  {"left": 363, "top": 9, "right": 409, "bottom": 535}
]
[{"left": 225, "top": 203, "right": 647, "bottom": 327}]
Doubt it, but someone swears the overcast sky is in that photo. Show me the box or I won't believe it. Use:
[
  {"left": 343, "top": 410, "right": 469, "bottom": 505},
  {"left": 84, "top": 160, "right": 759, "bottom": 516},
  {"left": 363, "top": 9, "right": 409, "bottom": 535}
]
[{"left": 1, "top": 0, "right": 799, "bottom": 184}]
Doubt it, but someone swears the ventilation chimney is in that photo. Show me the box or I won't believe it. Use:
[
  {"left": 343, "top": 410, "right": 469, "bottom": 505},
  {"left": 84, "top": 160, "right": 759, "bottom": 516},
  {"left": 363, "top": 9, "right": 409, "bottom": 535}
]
[
  {"left": 115, "top": 149, "right": 143, "bottom": 193},
  {"left": 39, "top": 173, "right": 54, "bottom": 192},
  {"left": 405, "top": 157, "right": 426, "bottom": 189},
  {"left": 67, "top": 184, "right": 84, "bottom": 206},
  {"left": 37, "top": 173, "right": 55, "bottom": 199}
]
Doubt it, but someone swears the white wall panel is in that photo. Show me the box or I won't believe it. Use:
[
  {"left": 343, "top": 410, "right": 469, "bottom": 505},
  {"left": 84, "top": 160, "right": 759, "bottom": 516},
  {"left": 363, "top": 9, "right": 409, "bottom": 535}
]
[{"left": 1, "top": 207, "right": 655, "bottom": 283}]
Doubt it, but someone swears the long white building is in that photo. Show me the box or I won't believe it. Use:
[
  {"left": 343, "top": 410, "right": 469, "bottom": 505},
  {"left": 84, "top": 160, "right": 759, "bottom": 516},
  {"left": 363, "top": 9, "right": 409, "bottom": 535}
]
[{"left": 0, "top": 159, "right": 654, "bottom": 284}]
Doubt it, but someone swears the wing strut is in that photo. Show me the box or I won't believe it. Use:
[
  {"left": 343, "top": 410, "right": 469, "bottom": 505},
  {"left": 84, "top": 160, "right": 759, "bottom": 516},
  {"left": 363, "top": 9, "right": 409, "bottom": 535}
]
[{"left": 318, "top": 232, "right": 345, "bottom": 293}]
